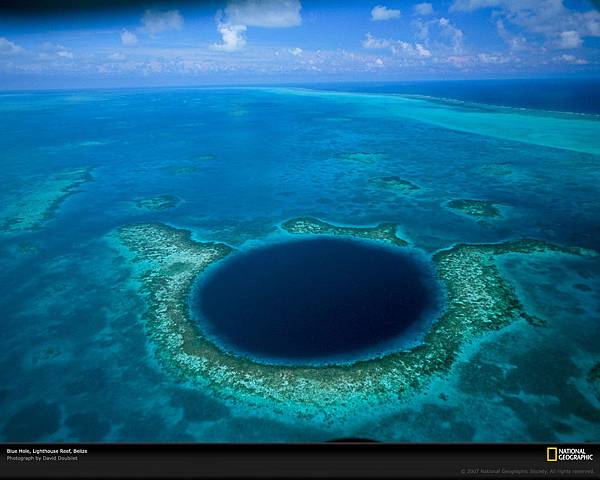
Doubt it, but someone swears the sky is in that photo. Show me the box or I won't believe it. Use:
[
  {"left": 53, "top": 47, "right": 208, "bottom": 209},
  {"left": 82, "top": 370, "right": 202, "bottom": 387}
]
[{"left": 0, "top": 0, "right": 599, "bottom": 88}]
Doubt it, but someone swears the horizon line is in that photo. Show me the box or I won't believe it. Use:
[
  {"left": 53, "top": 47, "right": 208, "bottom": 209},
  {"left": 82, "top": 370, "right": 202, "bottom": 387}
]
[{"left": 1, "top": 75, "right": 599, "bottom": 93}]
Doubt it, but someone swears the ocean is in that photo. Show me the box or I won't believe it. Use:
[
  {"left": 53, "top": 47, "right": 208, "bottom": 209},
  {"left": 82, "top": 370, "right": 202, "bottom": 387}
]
[{"left": 0, "top": 79, "right": 599, "bottom": 442}]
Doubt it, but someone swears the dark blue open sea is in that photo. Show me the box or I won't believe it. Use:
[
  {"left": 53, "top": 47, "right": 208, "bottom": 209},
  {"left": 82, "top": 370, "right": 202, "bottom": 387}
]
[
  {"left": 0, "top": 79, "right": 599, "bottom": 442},
  {"left": 312, "top": 78, "right": 600, "bottom": 114}
]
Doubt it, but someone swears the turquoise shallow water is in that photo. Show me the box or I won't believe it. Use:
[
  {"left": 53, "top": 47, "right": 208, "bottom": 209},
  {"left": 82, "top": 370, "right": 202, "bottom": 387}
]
[{"left": 0, "top": 83, "right": 599, "bottom": 441}]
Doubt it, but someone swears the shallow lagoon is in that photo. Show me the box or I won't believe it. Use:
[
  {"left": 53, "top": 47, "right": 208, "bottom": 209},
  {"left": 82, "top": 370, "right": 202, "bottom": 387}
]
[{"left": 0, "top": 83, "right": 599, "bottom": 442}]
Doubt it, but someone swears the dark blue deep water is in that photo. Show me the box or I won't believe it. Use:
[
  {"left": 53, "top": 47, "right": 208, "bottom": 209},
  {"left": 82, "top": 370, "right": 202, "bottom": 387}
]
[
  {"left": 303, "top": 78, "right": 600, "bottom": 114},
  {"left": 196, "top": 238, "right": 439, "bottom": 363}
]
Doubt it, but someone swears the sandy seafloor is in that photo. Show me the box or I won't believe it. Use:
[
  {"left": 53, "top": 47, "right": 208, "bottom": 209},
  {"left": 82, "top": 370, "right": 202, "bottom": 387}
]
[{"left": 0, "top": 82, "right": 599, "bottom": 442}]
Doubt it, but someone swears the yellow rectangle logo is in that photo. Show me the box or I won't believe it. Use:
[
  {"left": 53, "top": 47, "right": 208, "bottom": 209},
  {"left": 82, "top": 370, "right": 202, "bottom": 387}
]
[{"left": 547, "top": 447, "right": 558, "bottom": 462}]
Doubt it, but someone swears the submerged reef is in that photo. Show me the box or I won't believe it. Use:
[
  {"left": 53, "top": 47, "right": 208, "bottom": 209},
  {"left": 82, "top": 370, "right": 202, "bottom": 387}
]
[
  {"left": 191, "top": 154, "right": 217, "bottom": 162},
  {"left": 589, "top": 363, "right": 600, "bottom": 402},
  {"left": 446, "top": 199, "right": 502, "bottom": 219},
  {"left": 368, "top": 176, "right": 420, "bottom": 194},
  {"left": 135, "top": 194, "right": 181, "bottom": 211},
  {"left": 14, "top": 241, "right": 41, "bottom": 257},
  {"left": 0, "top": 167, "right": 92, "bottom": 233},
  {"left": 574, "top": 283, "right": 592, "bottom": 292},
  {"left": 115, "top": 218, "right": 596, "bottom": 424},
  {"left": 338, "top": 152, "right": 385, "bottom": 164},
  {"left": 160, "top": 165, "right": 200, "bottom": 175},
  {"left": 281, "top": 217, "right": 407, "bottom": 247},
  {"left": 479, "top": 162, "right": 515, "bottom": 177}
]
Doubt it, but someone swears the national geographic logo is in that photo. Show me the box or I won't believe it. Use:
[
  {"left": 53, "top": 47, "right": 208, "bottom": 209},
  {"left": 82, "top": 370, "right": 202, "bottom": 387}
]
[{"left": 547, "top": 447, "right": 594, "bottom": 462}]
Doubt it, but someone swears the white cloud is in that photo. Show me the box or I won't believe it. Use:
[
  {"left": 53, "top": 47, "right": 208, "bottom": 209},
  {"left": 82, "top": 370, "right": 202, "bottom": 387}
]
[
  {"left": 391, "top": 41, "right": 420, "bottom": 57},
  {"left": 0, "top": 37, "right": 24, "bottom": 55},
  {"left": 451, "top": 0, "right": 600, "bottom": 51},
  {"left": 140, "top": 9, "right": 184, "bottom": 35},
  {"left": 57, "top": 49, "right": 74, "bottom": 59},
  {"left": 445, "top": 55, "right": 471, "bottom": 67},
  {"left": 559, "top": 53, "right": 588, "bottom": 65},
  {"left": 363, "top": 33, "right": 432, "bottom": 59},
  {"left": 108, "top": 52, "right": 127, "bottom": 61},
  {"left": 450, "top": 0, "right": 501, "bottom": 11},
  {"left": 415, "top": 17, "right": 463, "bottom": 53},
  {"left": 212, "top": 1, "right": 301, "bottom": 52},
  {"left": 583, "top": 11, "right": 600, "bottom": 36},
  {"left": 415, "top": 43, "right": 431, "bottom": 57},
  {"left": 390, "top": 41, "right": 410, "bottom": 54},
  {"left": 211, "top": 22, "right": 247, "bottom": 52},
  {"left": 496, "top": 19, "right": 529, "bottom": 51},
  {"left": 556, "top": 30, "right": 582, "bottom": 49},
  {"left": 41, "top": 42, "right": 74, "bottom": 59},
  {"left": 371, "top": 5, "right": 401, "bottom": 21},
  {"left": 438, "top": 17, "right": 464, "bottom": 53},
  {"left": 362, "top": 33, "right": 392, "bottom": 49},
  {"left": 364, "top": 56, "right": 385, "bottom": 69},
  {"left": 121, "top": 29, "right": 138, "bottom": 46},
  {"left": 224, "top": 0, "right": 301, "bottom": 28},
  {"left": 413, "top": 19, "right": 429, "bottom": 40},
  {"left": 411, "top": 17, "right": 464, "bottom": 54},
  {"left": 289, "top": 47, "right": 303, "bottom": 56},
  {"left": 477, "top": 52, "right": 509, "bottom": 64},
  {"left": 414, "top": 3, "right": 433, "bottom": 16}
]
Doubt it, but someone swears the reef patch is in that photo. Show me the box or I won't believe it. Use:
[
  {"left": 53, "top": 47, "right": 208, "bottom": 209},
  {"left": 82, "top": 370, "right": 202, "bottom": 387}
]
[
  {"left": 446, "top": 199, "right": 502, "bottom": 219},
  {"left": 135, "top": 194, "right": 181, "bottom": 211},
  {"left": 160, "top": 165, "right": 200, "bottom": 175},
  {"left": 589, "top": 363, "right": 600, "bottom": 402},
  {"left": 0, "top": 167, "right": 92, "bottom": 233},
  {"left": 191, "top": 154, "right": 217, "bottom": 162},
  {"left": 338, "top": 152, "right": 386, "bottom": 164},
  {"left": 281, "top": 217, "right": 407, "bottom": 247},
  {"left": 10, "top": 240, "right": 41, "bottom": 257},
  {"left": 115, "top": 218, "right": 596, "bottom": 424},
  {"left": 368, "top": 176, "right": 420, "bottom": 194},
  {"left": 478, "top": 162, "right": 515, "bottom": 177}
]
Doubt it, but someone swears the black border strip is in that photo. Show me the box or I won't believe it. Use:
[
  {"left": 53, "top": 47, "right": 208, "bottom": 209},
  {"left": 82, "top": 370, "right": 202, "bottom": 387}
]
[{"left": 1, "top": 443, "right": 599, "bottom": 479}]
